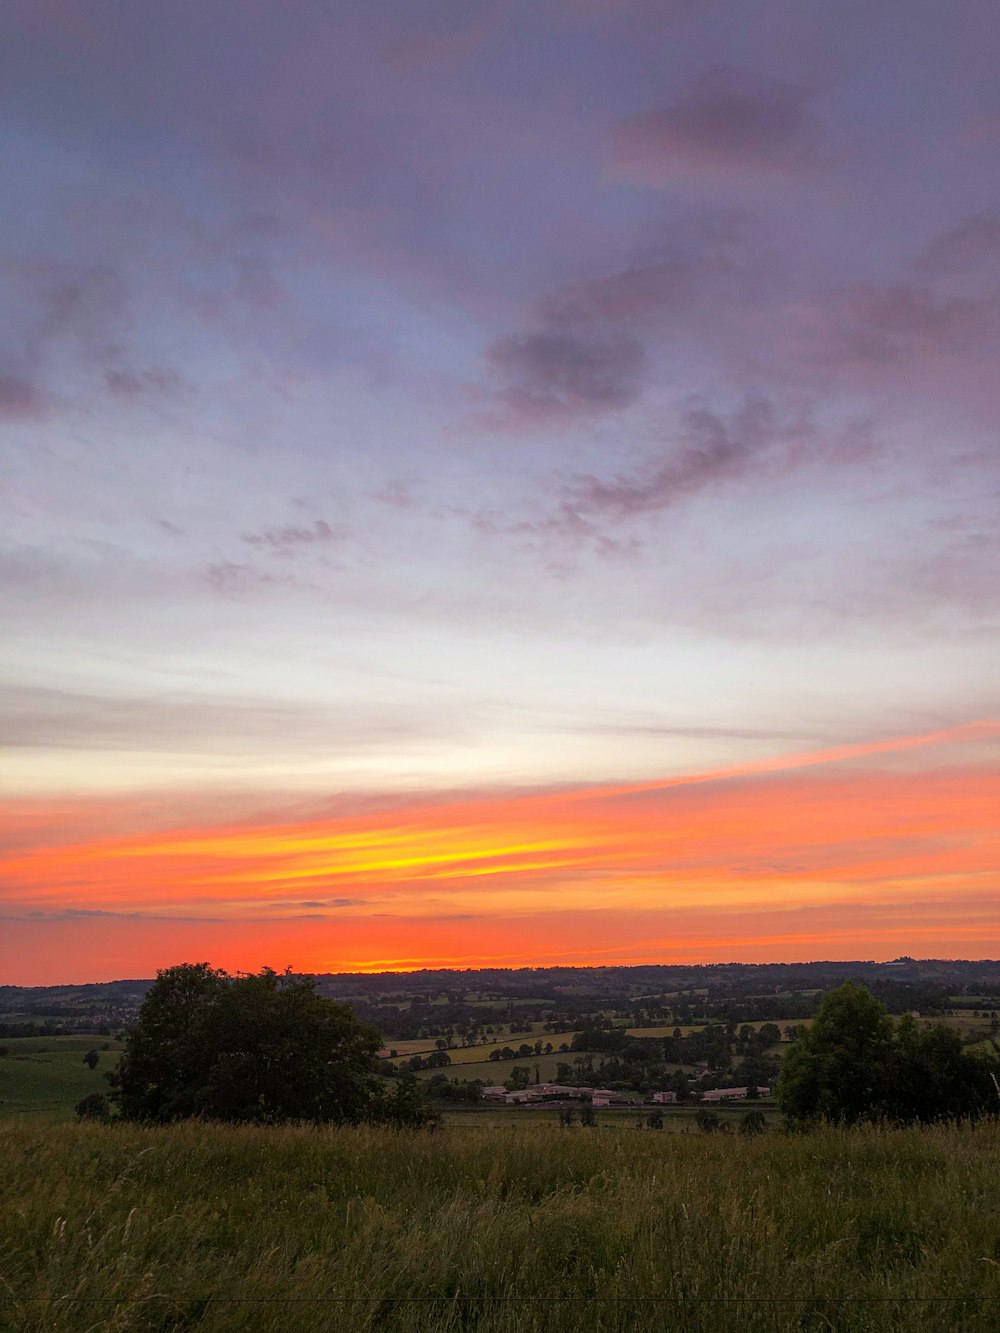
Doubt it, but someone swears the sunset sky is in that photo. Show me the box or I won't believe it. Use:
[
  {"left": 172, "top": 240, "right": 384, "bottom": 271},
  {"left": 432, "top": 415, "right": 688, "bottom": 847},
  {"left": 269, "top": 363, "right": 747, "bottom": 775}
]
[{"left": 2, "top": 1, "right": 998, "bottom": 984}]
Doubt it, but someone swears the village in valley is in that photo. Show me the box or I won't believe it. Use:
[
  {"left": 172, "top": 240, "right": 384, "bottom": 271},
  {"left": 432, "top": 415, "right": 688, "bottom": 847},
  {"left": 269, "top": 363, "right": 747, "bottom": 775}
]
[{"left": 5, "top": 958, "right": 995, "bottom": 1128}]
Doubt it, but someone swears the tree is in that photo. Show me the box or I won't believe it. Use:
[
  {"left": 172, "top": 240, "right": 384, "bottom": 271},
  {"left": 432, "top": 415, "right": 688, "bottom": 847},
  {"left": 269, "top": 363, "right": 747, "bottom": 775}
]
[
  {"left": 111, "top": 963, "right": 431, "bottom": 1126},
  {"left": 580, "top": 1106, "right": 597, "bottom": 1127},
  {"left": 83, "top": 1049, "right": 99, "bottom": 1070},
  {"left": 695, "top": 1109, "right": 722, "bottom": 1133},
  {"left": 778, "top": 983, "right": 997, "bottom": 1127},
  {"left": 886, "top": 1015, "right": 995, "bottom": 1124},
  {"left": 75, "top": 1092, "right": 111, "bottom": 1122},
  {"left": 645, "top": 1110, "right": 664, "bottom": 1130},
  {"left": 778, "top": 983, "right": 896, "bottom": 1126}
]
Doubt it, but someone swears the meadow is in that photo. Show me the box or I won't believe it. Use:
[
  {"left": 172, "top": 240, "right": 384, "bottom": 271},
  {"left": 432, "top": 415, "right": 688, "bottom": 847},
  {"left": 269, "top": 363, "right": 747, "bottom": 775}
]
[
  {"left": 0, "top": 1036, "right": 122, "bottom": 1120},
  {"left": 1, "top": 1118, "right": 998, "bottom": 1333}
]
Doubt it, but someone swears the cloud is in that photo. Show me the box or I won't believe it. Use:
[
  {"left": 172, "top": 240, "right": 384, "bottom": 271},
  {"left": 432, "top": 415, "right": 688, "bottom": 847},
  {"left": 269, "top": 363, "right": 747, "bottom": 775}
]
[
  {"left": 384, "top": 19, "right": 494, "bottom": 70},
  {"left": 203, "top": 561, "right": 294, "bottom": 596},
  {"left": 2, "top": 721, "right": 996, "bottom": 939},
  {"left": 481, "top": 213, "right": 763, "bottom": 430},
  {"left": 914, "top": 215, "right": 1000, "bottom": 278},
  {"left": 0, "top": 374, "right": 45, "bottom": 419},
  {"left": 105, "top": 366, "right": 184, "bottom": 399},
  {"left": 610, "top": 67, "right": 827, "bottom": 187},
  {"left": 835, "top": 284, "right": 991, "bottom": 365},
  {"left": 0, "top": 684, "right": 460, "bottom": 756},
  {"left": 487, "top": 329, "right": 646, "bottom": 424},
  {"left": 569, "top": 397, "right": 801, "bottom": 518},
  {"left": 241, "top": 518, "right": 346, "bottom": 555},
  {"left": 539, "top": 258, "right": 699, "bottom": 330}
]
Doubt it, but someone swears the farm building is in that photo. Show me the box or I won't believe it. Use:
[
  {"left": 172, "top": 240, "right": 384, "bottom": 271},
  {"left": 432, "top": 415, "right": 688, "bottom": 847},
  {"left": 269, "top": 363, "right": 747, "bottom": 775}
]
[
  {"left": 652, "top": 1091, "right": 677, "bottom": 1104},
  {"left": 590, "top": 1089, "right": 618, "bottom": 1107},
  {"left": 482, "top": 1083, "right": 593, "bottom": 1103},
  {"left": 700, "top": 1086, "right": 769, "bottom": 1102}
]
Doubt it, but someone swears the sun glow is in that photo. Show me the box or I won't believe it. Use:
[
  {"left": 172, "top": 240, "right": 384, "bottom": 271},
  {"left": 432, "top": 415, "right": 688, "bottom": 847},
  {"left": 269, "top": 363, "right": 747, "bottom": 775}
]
[{"left": 2, "top": 722, "right": 998, "bottom": 982}]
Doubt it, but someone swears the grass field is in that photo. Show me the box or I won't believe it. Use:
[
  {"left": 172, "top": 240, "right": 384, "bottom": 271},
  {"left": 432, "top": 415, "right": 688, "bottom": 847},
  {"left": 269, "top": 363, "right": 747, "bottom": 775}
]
[
  {"left": 0, "top": 1036, "right": 122, "bottom": 1120},
  {"left": 438, "top": 1102, "right": 780, "bottom": 1131},
  {"left": 383, "top": 1028, "right": 580, "bottom": 1061},
  {"left": 1, "top": 1118, "right": 999, "bottom": 1332},
  {"left": 412, "top": 1050, "right": 581, "bottom": 1084}
]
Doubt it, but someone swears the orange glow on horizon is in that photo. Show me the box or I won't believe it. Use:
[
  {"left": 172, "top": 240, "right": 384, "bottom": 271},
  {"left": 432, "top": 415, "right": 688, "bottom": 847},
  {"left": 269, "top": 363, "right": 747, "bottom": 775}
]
[{"left": 2, "top": 720, "right": 998, "bottom": 983}]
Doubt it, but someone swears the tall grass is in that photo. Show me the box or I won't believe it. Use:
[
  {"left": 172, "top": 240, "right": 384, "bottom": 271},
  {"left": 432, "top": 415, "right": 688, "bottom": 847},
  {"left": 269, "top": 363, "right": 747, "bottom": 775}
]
[{"left": 1, "top": 1119, "right": 998, "bottom": 1332}]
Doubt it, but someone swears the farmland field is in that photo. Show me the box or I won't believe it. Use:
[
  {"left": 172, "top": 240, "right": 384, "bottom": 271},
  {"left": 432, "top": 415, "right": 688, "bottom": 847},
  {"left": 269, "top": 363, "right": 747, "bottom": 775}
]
[
  {"left": 0, "top": 1036, "right": 122, "bottom": 1120},
  {"left": 2, "top": 1117, "right": 998, "bottom": 1332},
  {"left": 412, "top": 1051, "right": 583, "bottom": 1083}
]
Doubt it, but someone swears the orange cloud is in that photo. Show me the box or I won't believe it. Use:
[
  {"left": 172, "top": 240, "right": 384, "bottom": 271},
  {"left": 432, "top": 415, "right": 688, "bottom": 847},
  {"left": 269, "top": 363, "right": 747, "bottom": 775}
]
[{"left": 2, "top": 721, "right": 998, "bottom": 982}]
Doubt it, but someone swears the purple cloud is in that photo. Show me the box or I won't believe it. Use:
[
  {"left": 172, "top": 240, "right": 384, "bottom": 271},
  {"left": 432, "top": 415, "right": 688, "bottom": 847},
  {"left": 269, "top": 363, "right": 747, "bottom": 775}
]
[
  {"left": 487, "top": 329, "right": 646, "bottom": 424},
  {"left": 241, "top": 519, "right": 346, "bottom": 555},
  {"left": 610, "top": 67, "right": 826, "bottom": 186},
  {"left": 915, "top": 215, "right": 1000, "bottom": 278},
  {"left": 569, "top": 397, "right": 797, "bottom": 518},
  {"left": 0, "top": 374, "right": 44, "bottom": 419},
  {"left": 105, "top": 367, "right": 184, "bottom": 399}
]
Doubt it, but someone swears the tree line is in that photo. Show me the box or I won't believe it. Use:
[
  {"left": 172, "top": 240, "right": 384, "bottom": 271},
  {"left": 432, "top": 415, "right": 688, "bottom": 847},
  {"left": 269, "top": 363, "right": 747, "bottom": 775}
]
[{"left": 75, "top": 966, "right": 998, "bottom": 1131}]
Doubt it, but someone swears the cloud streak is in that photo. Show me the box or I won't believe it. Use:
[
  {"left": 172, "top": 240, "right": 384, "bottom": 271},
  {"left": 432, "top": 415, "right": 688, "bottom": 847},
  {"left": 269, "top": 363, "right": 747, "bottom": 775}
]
[{"left": 610, "top": 67, "right": 828, "bottom": 186}]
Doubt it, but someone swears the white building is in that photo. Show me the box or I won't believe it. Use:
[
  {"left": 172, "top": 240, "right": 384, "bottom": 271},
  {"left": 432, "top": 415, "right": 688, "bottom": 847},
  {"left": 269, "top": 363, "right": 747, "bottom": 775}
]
[
  {"left": 590, "top": 1088, "right": 617, "bottom": 1106},
  {"left": 652, "top": 1091, "right": 677, "bottom": 1104},
  {"left": 700, "top": 1086, "right": 770, "bottom": 1103}
]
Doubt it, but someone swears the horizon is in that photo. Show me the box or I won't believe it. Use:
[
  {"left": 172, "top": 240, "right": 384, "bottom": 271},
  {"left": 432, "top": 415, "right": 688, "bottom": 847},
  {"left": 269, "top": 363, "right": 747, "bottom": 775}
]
[
  {"left": 2, "top": 2, "right": 999, "bottom": 985},
  {"left": 6, "top": 954, "right": 1000, "bottom": 993}
]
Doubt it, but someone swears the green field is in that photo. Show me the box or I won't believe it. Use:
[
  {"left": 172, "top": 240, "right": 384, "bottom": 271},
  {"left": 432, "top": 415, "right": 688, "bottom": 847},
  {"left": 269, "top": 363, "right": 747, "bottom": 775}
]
[
  {"left": 439, "top": 1102, "right": 780, "bottom": 1131},
  {"left": 2, "top": 1118, "right": 999, "bottom": 1332},
  {"left": 0, "top": 1036, "right": 122, "bottom": 1120},
  {"left": 383, "top": 1028, "right": 580, "bottom": 1061},
  {"left": 412, "top": 1050, "right": 582, "bottom": 1084}
]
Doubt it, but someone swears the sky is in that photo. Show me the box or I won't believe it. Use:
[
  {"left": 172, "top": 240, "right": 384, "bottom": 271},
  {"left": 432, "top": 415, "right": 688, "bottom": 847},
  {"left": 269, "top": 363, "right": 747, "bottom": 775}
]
[{"left": 1, "top": 0, "right": 998, "bottom": 984}]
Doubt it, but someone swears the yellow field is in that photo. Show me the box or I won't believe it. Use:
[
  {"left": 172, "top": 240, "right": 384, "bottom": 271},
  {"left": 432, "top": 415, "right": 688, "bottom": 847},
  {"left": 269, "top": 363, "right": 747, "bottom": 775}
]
[
  {"left": 412, "top": 1052, "right": 581, "bottom": 1084},
  {"left": 382, "top": 1029, "right": 580, "bottom": 1063},
  {"left": 626, "top": 1018, "right": 815, "bottom": 1039}
]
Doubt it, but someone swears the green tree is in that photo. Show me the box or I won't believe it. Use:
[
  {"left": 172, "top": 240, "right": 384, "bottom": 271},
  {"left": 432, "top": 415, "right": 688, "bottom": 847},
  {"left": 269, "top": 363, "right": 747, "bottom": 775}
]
[
  {"left": 695, "top": 1108, "right": 722, "bottom": 1133},
  {"left": 779, "top": 983, "right": 997, "bottom": 1127},
  {"left": 778, "top": 983, "right": 895, "bottom": 1126},
  {"left": 886, "top": 1015, "right": 995, "bottom": 1123},
  {"left": 580, "top": 1106, "right": 597, "bottom": 1127},
  {"left": 645, "top": 1110, "right": 664, "bottom": 1130},
  {"left": 111, "top": 962, "right": 429, "bottom": 1126},
  {"left": 83, "top": 1049, "right": 99, "bottom": 1070}
]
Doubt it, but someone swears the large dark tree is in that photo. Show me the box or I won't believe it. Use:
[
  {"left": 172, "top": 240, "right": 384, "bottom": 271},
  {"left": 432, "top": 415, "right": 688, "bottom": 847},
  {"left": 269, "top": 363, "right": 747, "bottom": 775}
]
[
  {"left": 778, "top": 982, "right": 997, "bottom": 1126},
  {"left": 111, "top": 963, "right": 429, "bottom": 1126}
]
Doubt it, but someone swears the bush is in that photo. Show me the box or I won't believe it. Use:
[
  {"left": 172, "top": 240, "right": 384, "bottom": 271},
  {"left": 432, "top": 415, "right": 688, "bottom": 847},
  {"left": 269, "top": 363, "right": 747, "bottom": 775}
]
[
  {"left": 74, "top": 1092, "right": 111, "bottom": 1122},
  {"left": 740, "top": 1109, "right": 767, "bottom": 1136}
]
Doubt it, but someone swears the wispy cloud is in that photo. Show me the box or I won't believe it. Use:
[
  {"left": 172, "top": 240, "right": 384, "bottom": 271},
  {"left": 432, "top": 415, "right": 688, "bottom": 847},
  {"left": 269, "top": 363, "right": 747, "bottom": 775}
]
[
  {"left": 568, "top": 396, "right": 800, "bottom": 518},
  {"left": 241, "top": 518, "right": 347, "bottom": 555},
  {"left": 0, "top": 374, "right": 44, "bottom": 418},
  {"left": 610, "top": 67, "right": 829, "bottom": 186},
  {"left": 486, "top": 329, "right": 646, "bottom": 425}
]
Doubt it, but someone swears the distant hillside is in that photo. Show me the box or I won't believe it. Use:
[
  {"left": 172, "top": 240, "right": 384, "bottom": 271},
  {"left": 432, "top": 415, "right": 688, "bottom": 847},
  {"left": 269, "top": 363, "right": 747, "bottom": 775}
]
[{"left": 3, "top": 957, "right": 1000, "bottom": 1015}]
